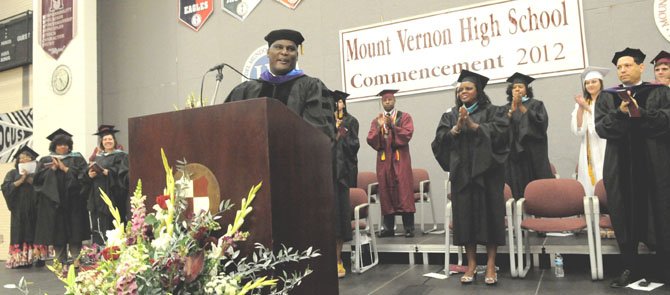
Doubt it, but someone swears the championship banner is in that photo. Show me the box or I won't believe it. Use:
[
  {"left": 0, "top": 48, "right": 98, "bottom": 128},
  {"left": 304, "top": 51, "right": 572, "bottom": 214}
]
[
  {"left": 340, "top": 0, "right": 587, "bottom": 101},
  {"left": 221, "top": 0, "right": 261, "bottom": 21},
  {"left": 0, "top": 108, "right": 33, "bottom": 163},
  {"left": 178, "top": 0, "right": 214, "bottom": 32},
  {"left": 275, "top": 0, "right": 302, "bottom": 10},
  {"left": 39, "top": 0, "right": 76, "bottom": 60}
]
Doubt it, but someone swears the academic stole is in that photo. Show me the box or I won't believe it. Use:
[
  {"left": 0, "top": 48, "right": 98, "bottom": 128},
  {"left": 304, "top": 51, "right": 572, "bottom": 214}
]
[
  {"left": 585, "top": 102, "right": 596, "bottom": 186},
  {"left": 380, "top": 112, "right": 400, "bottom": 161}
]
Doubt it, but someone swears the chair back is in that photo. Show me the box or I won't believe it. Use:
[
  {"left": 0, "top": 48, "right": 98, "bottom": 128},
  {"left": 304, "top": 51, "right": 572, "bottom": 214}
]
[
  {"left": 357, "top": 171, "right": 378, "bottom": 195},
  {"left": 504, "top": 183, "right": 513, "bottom": 201},
  {"left": 523, "top": 179, "right": 585, "bottom": 217},
  {"left": 594, "top": 179, "right": 607, "bottom": 211},
  {"left": 349, "top": 188, "right": 369, "bottom": 218},
  {"left": 412, "top": 168, "right": 430, "bottom": 193}
]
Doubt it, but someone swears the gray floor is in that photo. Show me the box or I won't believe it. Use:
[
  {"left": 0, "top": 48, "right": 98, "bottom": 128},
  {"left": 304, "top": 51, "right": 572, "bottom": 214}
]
[
  {"left": 3, "top": 263, "right": 667, "bottom": 294},
  {"left": 339, "top": 264, "right": 669, "bottom": 295}
]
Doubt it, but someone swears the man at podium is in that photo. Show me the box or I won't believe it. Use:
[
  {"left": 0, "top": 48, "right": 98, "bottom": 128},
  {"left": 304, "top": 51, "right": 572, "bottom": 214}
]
[{"left": 226, "top": 29, "right": 335, "bottom": 139}]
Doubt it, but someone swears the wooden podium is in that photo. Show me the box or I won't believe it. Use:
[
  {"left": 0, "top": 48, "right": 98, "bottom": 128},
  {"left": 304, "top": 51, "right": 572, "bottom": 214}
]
[{"left": 128, "top": 98, "right": 338, "bottom": 294}]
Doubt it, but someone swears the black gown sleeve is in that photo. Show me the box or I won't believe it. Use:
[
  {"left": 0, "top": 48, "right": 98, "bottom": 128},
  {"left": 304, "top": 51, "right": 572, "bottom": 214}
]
[
  {"left": 2, "top": 170, "right": 20, "bottom": 211},
  {"left": 595, "top": 91, "right": 630, "bottom": 140}
]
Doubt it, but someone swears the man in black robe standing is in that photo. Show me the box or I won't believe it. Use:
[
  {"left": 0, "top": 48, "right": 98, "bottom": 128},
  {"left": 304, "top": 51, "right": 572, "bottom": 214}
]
[
  {"left": 226, "top": 29, "right": 334, "bottom": 139},
  {"left": 225, "top": 29, "right": 346, "bottom": 278},
  {"left": 595, "top": 47, "right": 670, "bottom": 287}
]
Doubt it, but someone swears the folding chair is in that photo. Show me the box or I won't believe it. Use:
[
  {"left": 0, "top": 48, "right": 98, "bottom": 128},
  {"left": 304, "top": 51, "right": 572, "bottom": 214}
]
[
  {"left": 356, "top": 171, "right": 379, "bottom": 232},
  {"left": 444, "top": 178, "right": 517, "bottom": 277},
  {"left": 413, "top": 168, "right": 442, "bottom": 234},
  {"left": 587, "top": 179, "right": 609, "bottom": 280},
  {"left": 349, "top": 188, "right": 379, "bottom": 273},
  {"left": 515, "top": 178, "right": 597, "bottom": 279}
]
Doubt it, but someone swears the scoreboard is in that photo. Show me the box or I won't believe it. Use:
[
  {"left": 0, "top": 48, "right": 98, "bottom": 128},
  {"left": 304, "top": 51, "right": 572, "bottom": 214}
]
[{"left": 0, "top": 11, "right": 32, "bottom": 72}]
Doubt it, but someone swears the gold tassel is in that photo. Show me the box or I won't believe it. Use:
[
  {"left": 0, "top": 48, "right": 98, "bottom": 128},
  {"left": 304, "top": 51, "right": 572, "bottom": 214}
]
[
  {"left": 396, "top": 150, "right": 400, "bottom": 161},
  {"left": 300, "top": 44, "right": 304, "bottom": 55},
  {"left": 381, "top": 151, "right": 386, "bottom": 161}
]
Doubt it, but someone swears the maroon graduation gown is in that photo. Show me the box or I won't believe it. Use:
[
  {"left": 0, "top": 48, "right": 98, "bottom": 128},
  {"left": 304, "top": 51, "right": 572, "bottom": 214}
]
[{"left": 367, "top": 111, "right": 415, "bottom": 215}]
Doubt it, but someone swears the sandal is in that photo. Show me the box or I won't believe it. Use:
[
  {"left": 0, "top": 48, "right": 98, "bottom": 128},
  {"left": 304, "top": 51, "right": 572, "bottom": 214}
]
[
  {"left": 460, "top": 270, "right": 477, "bottom": 284},
  {"left": 485, "top": 273, "right": 498, "bottom": 285}
]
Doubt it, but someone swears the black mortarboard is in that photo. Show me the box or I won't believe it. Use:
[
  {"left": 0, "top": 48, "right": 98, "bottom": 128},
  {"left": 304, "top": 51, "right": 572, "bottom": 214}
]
[
  {"left": 506, "top": 72, "right": 535, "bottom": 85},
  {"left": 457, "top": 70, "right": 490, "bottom": 90},
  {"left": 611, "top": 47, "right": 646, "bottom": 65},
  {"left": 377, "top": 89, "right": 399, "bottom": 97},
  {"left": 94, "top": 124, "right": 120, "bottom": 136},
  {"left": 651, "top": 50, "right": 670, "bottom": 65},
  {"left": 264, "top": 29, "right": 305, "bottom": 47},
  {"left": 14, "top": 145, "right": 38, "bottom": 159},
  {"left": 332, "top": 90, "right": 350, "bottom": 102},
  {"left": 46, "top": 128, "right": 73, "bottom": 141}
]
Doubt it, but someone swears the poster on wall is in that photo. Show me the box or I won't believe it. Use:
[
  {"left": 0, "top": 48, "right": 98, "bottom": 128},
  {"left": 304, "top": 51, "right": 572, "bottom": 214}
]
[
  {"left": 178, "top": 0, "right": 214, "bottom": 32},
  {"left": 221, "top": 0, "right": 261, "bottom": 21},
  {"left": 39, "top": 0, "right": 76, "bottom": 60},
  {"left": 0, "top": 11, "right": 33, "bottom": 72},
  {"left": 0, "top": 108, "right": 33, "bottom": 163},
  {"left": 275, "top": 0, "right": 302, "bottom": 10},
  {"left": 340, "top": 0, "right": 587, "bottom": 100}
]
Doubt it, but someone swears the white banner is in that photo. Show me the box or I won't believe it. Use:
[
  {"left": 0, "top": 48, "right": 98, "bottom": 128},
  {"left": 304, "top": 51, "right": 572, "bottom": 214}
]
[{"left": 339, "top": 0, "right": 587, "bottom": 101}]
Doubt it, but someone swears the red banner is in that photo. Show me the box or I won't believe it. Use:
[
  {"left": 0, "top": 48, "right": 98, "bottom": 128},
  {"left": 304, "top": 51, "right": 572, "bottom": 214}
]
[
  {"left": 178, "top": 0, "right": 214, "bottom": 32},
  {"left": 275, "top": 0, "right": 302, "bottom": 10},
  {"left": 40, "top": 0, "right": 75, "bottom": 60}
]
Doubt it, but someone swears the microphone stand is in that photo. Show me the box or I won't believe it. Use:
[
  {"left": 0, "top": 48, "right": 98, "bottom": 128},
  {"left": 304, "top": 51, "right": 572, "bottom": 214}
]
[{"left": 209, "top": 67, "right": 224, "bottom": 106}]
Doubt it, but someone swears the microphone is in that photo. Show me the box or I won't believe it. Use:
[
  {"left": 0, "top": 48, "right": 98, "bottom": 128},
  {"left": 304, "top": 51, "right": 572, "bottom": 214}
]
[{"left": 209, "top": 63, "right": 226, "bottom": 72}]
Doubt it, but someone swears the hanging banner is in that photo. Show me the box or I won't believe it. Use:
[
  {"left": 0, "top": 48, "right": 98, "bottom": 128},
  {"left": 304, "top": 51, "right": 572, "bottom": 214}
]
[
  {"left": 340, "top": 0, "right": 587, "bottom": 101},
  {"left": 221, "top": 0, "right": 261, "bottom": 21},
  {"left": 0, "top": 108, "right": 33, "bottom": 163},
  {"left": 178, "top": 0, "right": 214, "bottom": 32},
  {"left": 275, "top": 0, "right": 302, "bottom": 10},
  {"left": 39, "top": 0, "right": 76, "bottom": 60}
]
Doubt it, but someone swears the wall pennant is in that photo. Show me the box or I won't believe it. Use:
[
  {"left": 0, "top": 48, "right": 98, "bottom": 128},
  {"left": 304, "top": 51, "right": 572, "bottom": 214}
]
[
  {"left": 221, "top": 0, "right": 261, "bottom": 21},
  {"left": 0, "top": 108, "right": 33, "bottom": 163},
  {"left": 39, "top": 0, "right": 76, "bottom": 59},
  {"left": 178, "top": 0, "right": 214, "bottom": 31},
  {"left": 275, "top": 0, "right": 302, "bottom": 10}
]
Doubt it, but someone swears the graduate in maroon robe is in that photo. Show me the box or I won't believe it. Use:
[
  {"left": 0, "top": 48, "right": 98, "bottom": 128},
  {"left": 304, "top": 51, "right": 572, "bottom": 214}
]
[{"left": 367, "top": 89, "right": 416, "bottom": 238}]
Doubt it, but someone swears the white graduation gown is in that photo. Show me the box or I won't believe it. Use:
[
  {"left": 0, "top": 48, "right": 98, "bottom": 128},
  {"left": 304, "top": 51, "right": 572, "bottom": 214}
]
[{"left": 570, "top": 102, "right": 607, "bottom": 195}]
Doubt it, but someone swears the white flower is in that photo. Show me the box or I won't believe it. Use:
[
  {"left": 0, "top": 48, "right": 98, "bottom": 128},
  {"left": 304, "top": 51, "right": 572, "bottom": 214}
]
[
  {"left": 150, "top": 231, "right": 171, "bottom": 252},
  {"left": 105, "top": 227, "right": 126, "bottom": 247}
]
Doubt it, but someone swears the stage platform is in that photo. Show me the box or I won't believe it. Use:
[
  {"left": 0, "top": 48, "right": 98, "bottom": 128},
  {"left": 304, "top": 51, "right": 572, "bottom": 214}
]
[{"left": 342, "top": 223, "right": 644, "bottom": 266}]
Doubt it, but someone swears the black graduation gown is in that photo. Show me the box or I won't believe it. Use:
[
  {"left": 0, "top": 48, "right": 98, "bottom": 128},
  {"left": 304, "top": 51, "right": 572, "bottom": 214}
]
[
  {"left": 33, "top": 153, "right": 90, "bottom": 246},
  {"left": 595, "top": 83, "right": 670, "bottom": 254},
  {"left": 503, "top": 98, "right": 554, "bottom": 198},
  {"left": 2, "top": 169, "right": 37, "bottom": 245},
  {"left": 83, "top": 150, "right": 129, "bottom": 244},
  {"left": 226, "top": 75, "right": 335, "bottom": 139},
  {"left": 432, "top": 103, "right": 510, "bottom": 245},
  {"left": 331, "top": 113, "right": 360, "bottom": 241},
  {"left": 339, "top": 113, "right": 360, "bottom": 188}
]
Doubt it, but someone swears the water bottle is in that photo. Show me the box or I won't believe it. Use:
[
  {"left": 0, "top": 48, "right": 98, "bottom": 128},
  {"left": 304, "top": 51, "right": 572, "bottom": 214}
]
[{"left": 554, "top": 253, "right": 565, "bottom": 277}]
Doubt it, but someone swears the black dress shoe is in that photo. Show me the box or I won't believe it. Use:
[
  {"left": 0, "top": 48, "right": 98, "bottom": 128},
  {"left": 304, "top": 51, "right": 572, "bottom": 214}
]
[
  {"left": 610, "top": 269, "right": 632, "bottom": 288},
  {"left": 378, "top": 229, "right": 394, "bottom": 237},
  {"left": 405, "top": 230, "right": 415, "bottom": 238},
  {"left": 33, "top": 260, "right": 46, "bottom": 267}
]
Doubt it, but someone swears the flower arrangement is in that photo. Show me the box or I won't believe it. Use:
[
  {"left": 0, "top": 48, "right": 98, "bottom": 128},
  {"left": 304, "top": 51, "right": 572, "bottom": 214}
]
[{"left": 49, "top": 149, "right": 320, "bottom": 294}]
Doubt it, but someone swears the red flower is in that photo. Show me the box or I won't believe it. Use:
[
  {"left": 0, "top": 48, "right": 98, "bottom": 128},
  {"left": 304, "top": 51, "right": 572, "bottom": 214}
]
[
  {"left": 156, "top": 195, "right": 170, "bottom": 210},
  {"left": 101, "top": 246, "right": 120, "bottom": 261}
]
